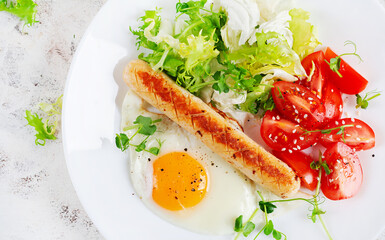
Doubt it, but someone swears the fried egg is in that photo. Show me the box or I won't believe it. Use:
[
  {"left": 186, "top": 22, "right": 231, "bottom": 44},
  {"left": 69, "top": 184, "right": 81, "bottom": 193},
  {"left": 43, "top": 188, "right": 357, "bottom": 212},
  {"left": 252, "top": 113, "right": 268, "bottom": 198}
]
[{"left": 121, "top": 90, "right": 303, "bottom": 235}]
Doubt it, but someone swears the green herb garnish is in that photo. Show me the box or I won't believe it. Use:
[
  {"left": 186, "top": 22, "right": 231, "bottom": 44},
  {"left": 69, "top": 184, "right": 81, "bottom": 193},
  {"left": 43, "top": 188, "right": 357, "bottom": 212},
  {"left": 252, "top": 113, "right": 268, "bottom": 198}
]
[
  {"left": 325, "top": 40, "right": 362, "bottom": 78},
  {"left": 233, "top": 151, "right": 333, "bottom": 240},
  {"left": 304, "top": 124, "right": 354, "bottom": 143},
  {"left": 233, "top": 209, "right": 259, "bottom": 239},
  {"left": 356, "top": 90, "right": 381, "bottom": 109},
  {"left": 116, "top": 115, "right": 163, "bottom": 155}
]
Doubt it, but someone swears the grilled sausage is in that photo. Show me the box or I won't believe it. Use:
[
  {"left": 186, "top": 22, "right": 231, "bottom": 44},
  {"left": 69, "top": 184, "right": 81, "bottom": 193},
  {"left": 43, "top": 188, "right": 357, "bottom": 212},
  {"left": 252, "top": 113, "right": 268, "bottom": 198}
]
[{"left": 124, "top": 60, "right": 300, "bottom": 198}]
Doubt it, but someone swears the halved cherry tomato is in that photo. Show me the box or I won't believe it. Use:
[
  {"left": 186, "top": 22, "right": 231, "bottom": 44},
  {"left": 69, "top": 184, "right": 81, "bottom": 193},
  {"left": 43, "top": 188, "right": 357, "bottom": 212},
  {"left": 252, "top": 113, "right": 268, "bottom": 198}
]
[
  {"left": 324, "top": 47, "right": 368, "bottom": 95},
  {"left": 320, "top": 118, "right": 375, "bottom": 151},
  {"left": 300, "top": 50, "right": 327, "bottom": 98},
  {"left": 321, "top": 142, "right": 363, "bottom": 200},
  {"left": 273, "top": 150, "right": 318, "bottom": 191},
  {"left": 272, "top": 81, "right": 326, "bottom": 130},
  {"left": 322, "top": 81, "right": 343, "bottom": 122},
  {"left": 260, "top": 110, "right": 320, "bottom": 152}
]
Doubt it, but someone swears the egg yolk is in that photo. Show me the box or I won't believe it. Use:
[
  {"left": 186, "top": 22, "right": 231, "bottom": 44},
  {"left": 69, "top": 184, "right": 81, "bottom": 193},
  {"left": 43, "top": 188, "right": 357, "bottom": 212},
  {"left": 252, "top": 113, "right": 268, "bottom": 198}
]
[{"left": 152, "top": 152, "right": 208, "bottom": 211}]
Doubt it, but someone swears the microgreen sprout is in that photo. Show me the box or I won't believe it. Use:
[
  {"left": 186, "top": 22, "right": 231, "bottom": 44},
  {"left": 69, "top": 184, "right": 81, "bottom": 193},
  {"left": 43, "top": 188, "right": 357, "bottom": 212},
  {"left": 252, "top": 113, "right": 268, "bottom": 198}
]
[
  {"left": 276, "top": 86, "right": 284, "bottom": 99},
  {"left": 116, "top": 115, "right": 163, "bottom": 155},
  {"left": 253, "top": 191, "right": 286, "bottom": 240},
  {"left": 356, "top": 90, "right": 381, "bottom": 109},
  {"left": 303, "top": 124, "right": 354, "bottom": 143},
  {"left": 325, "top": 40, "right": 363, "bottom": 78},
  {"left": 309, "top": 151, "right": 333, "bottom": 240},
  {"left": 234, "top": 209, "right": 259, "bottom": 239}
]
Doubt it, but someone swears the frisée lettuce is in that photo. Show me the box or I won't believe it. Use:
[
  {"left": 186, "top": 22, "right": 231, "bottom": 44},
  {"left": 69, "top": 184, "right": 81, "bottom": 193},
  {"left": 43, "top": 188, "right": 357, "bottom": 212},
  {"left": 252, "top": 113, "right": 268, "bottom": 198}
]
[{"left": 0, "top": 0, "right": 37, "bottom": 26}]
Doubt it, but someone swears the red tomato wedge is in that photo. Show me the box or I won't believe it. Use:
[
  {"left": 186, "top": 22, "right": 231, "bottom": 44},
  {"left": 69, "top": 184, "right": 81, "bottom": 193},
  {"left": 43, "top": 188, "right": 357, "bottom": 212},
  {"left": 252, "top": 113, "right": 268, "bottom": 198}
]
[
  {"left": 260, "top": 110, "right": 320, "bottom": 152},
  {"left": 323, "top": 81, "right": 343, "bottom": 122},
  {"left": 300, "top": 50, "right": 327, "bottom": 98},
  {"left": 320, "top": 118, "right": 375, "bottom": 151},
  {"left": 324, "top": 47, "right": 368, "bottom": 95},
  {"left": 272, "top": 81, "right": 326, "bottom": 130},
  {"left": 273, "top": 150, "right": 318, "bottom": 191},
  {"left": 321, "top": 142, "right": 363, "bottom": 200}
]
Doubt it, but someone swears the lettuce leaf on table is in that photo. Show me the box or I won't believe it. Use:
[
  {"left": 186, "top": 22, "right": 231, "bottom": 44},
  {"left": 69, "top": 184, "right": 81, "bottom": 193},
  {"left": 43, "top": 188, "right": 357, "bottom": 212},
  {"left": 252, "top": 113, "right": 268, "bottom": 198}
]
[{"left": 0, "top": 0, "right": 38, "bottom": 26}]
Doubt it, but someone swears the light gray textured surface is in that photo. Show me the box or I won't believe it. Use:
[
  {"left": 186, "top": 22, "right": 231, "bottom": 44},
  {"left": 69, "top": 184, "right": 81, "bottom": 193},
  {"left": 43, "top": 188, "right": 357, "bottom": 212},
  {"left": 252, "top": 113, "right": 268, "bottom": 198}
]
[{"left": 0, "top": 1, "right": 106, "bottom": 239}]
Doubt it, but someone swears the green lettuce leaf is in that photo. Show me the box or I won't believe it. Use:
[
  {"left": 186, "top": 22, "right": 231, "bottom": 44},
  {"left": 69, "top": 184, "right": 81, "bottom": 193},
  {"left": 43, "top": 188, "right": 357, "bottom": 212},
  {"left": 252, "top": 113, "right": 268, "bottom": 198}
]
[
  {"left": 229, "top": 31, "right": 301, "bottom": 76},
  {"left": 0, "top": 0, "right": 37, "bottom": 26},
  {"left": 289, "top": 8, "right": 321, "bottom": 60},
  {"left": 25, "top": 95, "right": 62, "bottom": 146},
  {"left": 130, "top": 9, "right": 162, "bottom": 51}
]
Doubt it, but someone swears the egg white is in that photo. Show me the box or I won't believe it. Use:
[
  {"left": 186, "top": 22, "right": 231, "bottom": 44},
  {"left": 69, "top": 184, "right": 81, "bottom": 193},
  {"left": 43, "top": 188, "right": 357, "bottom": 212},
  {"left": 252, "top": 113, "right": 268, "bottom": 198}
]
[{"left": 121, "top": 90, "right": 306, "bottom": 235}]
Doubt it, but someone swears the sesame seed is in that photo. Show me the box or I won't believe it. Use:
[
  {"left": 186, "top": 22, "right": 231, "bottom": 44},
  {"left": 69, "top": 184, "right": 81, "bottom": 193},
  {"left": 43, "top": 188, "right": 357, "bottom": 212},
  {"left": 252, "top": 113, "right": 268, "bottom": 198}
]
[
  {"left": 281, "top": 148, "right": 286, "bottom": 151},
  {"left": 356, "top": 137, "right": 361, "bottom": 141},
  {"left": 335, "top": 121, "right": 339, "bottom": 125},
  {"left": 272, "top": 116, "right": 276, "bottom": 121},
  {"left": 289, "top": 149, "right": 293, "bottom": 153},
  {"left": 317, "top": 95, "right": 321, "bottom": 99},
  {"left": 356, "top": 125, "right": 362, "bottom": 128},
  {"left": 299, "top": 136, "right": 304, "bottom": 140},
  {"left": 304, "top": 114, "right": 308, "bottom": 119},
  {"left": 297, "top": 145, "right": 301, "bottom": 150},
  {"left": 294, "top": 139, "right": 297, "bottom": 144},
  {"left": 342, "top": 120, "right": 345, "bottom": 124},
  {"left": 296, "top": 87, "right": 300, "bottom": 91},
  {"left": 351, "top": 118, "right": 355, "bottom": 122},
  {"left": 293, "top": 148, "right": 297, "bottom": 151},
  {"left": 269, "top": 134, "right": 272, "bottom": 139},
  {"left": 294, "top": 109, "right": 299, "bottom": 114},
  {"left": 276, "top": 115, "right": 280, "bottom": 120},
  {"left": 292, "top": 129, "right": 297, "bottom": 133},
  {"left": 339, "top": 105, "right": 343, "bottom": 112},
  {"left": 308, "top": 97, "right": 313, "bottom": 100},
  {"left": 346, "top": 134, "right": 351, "bottom": 137},
  {"left": 331, "top": 89, "right": 334, "bottom": 93}
]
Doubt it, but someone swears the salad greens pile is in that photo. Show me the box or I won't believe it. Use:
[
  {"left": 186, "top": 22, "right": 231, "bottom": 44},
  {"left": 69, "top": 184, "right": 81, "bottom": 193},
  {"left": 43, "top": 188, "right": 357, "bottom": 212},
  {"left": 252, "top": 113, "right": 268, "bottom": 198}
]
[
  {"left": 0, "top": 0, "right": 38, "bottom": 26},
  {"left": 131, "top": 0, "right": 320, "bottom": 115}
]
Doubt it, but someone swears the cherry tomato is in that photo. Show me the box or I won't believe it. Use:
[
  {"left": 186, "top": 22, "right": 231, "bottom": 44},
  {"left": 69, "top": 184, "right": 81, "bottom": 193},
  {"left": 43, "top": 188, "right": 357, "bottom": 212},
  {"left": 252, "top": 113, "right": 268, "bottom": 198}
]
[
  {"left": 322, "top": 81, "right": 343, "bottom": 122},
  {"left": 324, "top": 47, "right": 368, "bottom": 95},
  {"left": 321, "top": 142, "right": 363, "bottom": 200},
  {"left": 320, "top": 118, "right": 375, "bottom": 151},
  {"left": 260, "top": 110, "right": 320, "bottom": 152},
  {"left": 300, "top": 50, "right": 327, "bottom": 98},
  {"left": 273, "top": 150, "right": 318, "bottom": 191},
  {"left": 272, "top": 81, "right": 326, "bottom": 130}
]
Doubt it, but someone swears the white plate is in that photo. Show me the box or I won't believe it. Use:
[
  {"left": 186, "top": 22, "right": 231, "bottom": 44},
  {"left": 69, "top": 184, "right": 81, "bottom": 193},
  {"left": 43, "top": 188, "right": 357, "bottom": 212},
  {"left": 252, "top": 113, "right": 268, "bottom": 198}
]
[{"left": 62, "top": 0, "right": 385, "bottom": 239}]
